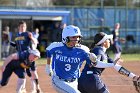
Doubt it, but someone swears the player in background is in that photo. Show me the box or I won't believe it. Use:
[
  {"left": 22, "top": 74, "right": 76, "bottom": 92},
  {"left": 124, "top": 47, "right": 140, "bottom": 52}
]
[
  {"left": 0, "top": 49, "right": 40, "bottom": 93},
  {"left": 10, "top": 21, "right": 41, "bottom": 93},
  {"left": 1, "top": 26, "right": 11, "bottom": 60},
  {"left": 45, "top": 25, "right": 121, "bottom": 93},
  {"left": 111, "top": 23, "right": 125, "bottom": 61},
  {"left": 78, "top": 32, "right": 139, "bottom": 93},
  {"left": 32, "top": 28, "right": 39, "bottom": 49}
]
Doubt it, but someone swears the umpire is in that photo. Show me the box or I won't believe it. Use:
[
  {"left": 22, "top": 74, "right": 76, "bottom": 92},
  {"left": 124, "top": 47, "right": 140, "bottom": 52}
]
[{"left": 0, "top": 49, "right": 40, "bottom": 93}]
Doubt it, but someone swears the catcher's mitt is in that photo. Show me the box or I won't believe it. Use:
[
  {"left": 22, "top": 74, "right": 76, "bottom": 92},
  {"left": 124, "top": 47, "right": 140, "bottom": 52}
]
[{"left": 133, "top": 76, "right": 140, "bottom": 93}]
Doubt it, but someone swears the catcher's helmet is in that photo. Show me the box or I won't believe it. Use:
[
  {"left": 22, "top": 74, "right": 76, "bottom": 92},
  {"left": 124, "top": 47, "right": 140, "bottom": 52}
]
[{"left": 62, "top": 25, "right": 82, "bottom": 43}]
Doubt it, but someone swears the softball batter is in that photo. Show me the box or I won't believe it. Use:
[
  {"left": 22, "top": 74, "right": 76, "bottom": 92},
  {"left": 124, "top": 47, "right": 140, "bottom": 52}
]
[{"left": 45, "top": 25, "right": 120, "bottom": 93}]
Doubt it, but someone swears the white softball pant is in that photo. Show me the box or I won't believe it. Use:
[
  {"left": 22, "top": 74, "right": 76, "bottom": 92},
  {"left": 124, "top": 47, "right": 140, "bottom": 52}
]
[{"left": 52, "top": 75, "right": 81, "bottom": 93}]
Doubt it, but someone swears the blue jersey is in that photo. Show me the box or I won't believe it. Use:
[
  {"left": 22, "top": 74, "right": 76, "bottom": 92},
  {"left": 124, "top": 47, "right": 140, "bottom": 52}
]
[
  {"left": 112, "top": 29, "right": 119, "bottom": 42},
  {"left": 14, "top": 31, "right": 36, "bottom": 74},
  {"left": 81, "top": 46, "right": 114, "bottom": 76},
  {"left": 15, "top": 31, "right": 31, "bottom": 51},
  {"left": 46, "top": 42, "right": 91, "bottom": 79}
]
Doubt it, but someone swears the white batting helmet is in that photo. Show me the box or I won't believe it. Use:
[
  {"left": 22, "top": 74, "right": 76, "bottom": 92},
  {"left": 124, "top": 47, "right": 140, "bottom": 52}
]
[{"left": 62, "top": 25, "right": 82, "bottom": 43}]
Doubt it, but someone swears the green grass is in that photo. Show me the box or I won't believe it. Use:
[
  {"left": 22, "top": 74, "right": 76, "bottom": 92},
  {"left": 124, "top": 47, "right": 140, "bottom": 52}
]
[
  {"left": 109, "top": 53, "right": 140, "bottom": 62},
  {"left": 0, "top": 54, "right": 140, "bottom": 65},
  {"left": 36, "top": 58, "right": 47, "bottom": 65},
  {"left": 120, "top": 54, "right": 140, "bottom": 62}
]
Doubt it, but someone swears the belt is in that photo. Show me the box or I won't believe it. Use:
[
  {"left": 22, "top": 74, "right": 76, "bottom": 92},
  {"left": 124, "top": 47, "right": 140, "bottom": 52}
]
[
  {"left": 86, "top": 71, "right": 100, "bottom": 76},
  {"left": 58, "top": 77, "right": 76, "bottom": 82},
  {"left": 87, "top": 71, "right": 93, "bottom": 74}
]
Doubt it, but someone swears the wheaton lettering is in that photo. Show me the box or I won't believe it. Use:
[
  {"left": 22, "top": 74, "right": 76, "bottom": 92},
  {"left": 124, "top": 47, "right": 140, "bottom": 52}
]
[{"left": 55, "top": 54, "right": 80, "bottom": 63}]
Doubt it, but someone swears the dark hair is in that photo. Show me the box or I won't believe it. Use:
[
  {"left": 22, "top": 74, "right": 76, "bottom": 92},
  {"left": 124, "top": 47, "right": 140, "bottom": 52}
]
[
  {"left": 18, "top": 20, "right": 26, "bottom": 26},
  {"left": 90, "top": 32, "right": 106, "bottom": 50}
]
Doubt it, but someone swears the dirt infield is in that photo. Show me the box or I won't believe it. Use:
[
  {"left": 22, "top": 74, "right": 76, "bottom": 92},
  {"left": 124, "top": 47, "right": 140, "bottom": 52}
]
[{"left": 0, "top": 61, "right": 140, "bottom": 93}]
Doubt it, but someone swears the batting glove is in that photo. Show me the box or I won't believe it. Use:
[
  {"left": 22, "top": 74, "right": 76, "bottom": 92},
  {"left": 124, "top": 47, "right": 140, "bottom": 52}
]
[{"left": 46, "top": 64, "right": 52, "bottom": 76}]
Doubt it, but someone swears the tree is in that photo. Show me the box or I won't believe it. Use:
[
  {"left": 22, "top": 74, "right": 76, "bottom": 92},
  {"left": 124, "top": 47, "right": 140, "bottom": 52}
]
[
  {"left": 53, "top": 0, "right": 101, "bottom": 6},
  {"left": 0, "top": 0, "right": 13, "bottom": 6},
  {"left": 0, "top": 0, "right": 139, "bottom": 7},
  {"left": 0, "top": 0, "right": 53, "bottom": 7}
]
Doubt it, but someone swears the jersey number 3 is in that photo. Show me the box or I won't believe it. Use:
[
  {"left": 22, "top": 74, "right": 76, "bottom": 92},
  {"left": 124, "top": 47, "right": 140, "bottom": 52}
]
[{"left": 65, "top": 64, "right": 71, "bottom": 71}]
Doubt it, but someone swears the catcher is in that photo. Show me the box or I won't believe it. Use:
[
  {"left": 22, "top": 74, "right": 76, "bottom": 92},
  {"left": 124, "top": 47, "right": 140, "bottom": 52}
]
[{"left": 0, "top": 49, "right": 40, "bottom": 93}]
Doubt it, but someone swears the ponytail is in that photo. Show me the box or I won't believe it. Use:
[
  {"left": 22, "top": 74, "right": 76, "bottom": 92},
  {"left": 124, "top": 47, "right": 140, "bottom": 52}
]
[{"left": 90, "top": 42, "right": 96, "bottom": 52}]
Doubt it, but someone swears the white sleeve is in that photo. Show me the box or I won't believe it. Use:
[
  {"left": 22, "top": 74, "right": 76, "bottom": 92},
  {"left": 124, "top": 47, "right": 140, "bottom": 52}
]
[
  {"left": 31, "top": 38, "right": 38, "bottom": 49},
  {"left": 94, "top": 60, "right": 114, "bottom": 68},
  {"left": 31, "top": 37, "right": 38, "bottom": 45},
  {"left": 114, "top": 64, "right": 122, "bottom": 71},
  {"left": 114, "top": 64, "right": 136, "bottom": 79}
]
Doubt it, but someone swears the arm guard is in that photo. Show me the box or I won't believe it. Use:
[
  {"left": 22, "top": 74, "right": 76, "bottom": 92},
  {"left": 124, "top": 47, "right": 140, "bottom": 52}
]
[
  {"left": 114, "top": 64, "right": 136, "bottom": 78},
  {"left": 118, "top": 67, "right": 130, "bottom": 77}
]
